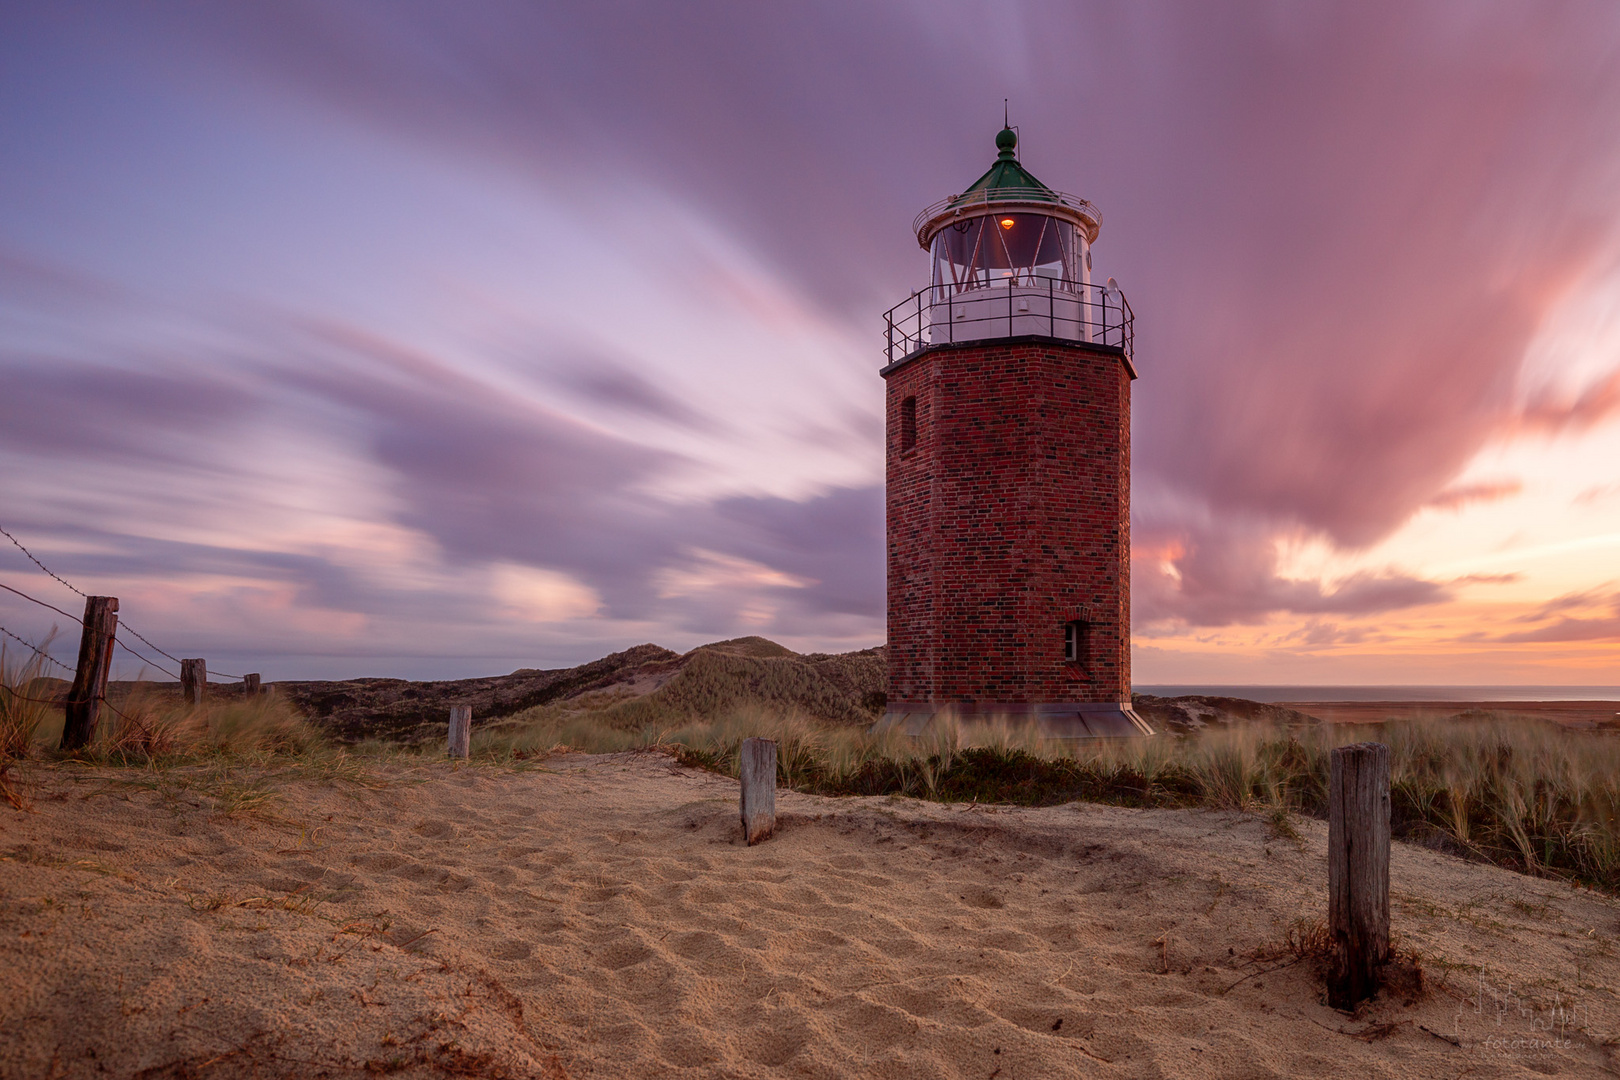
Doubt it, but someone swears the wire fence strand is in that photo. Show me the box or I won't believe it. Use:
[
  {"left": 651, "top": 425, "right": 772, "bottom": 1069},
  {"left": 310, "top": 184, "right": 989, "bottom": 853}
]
[
  {"left": 0, "top": 580, "right": 83, "bottom": 626},
  {"left": 1, "top": 524, "right": 249, "bottom": 682},
  {"left": 0, "top": 524, "right": 86, "bottom": 598},
  {"left": 112, "top": 638, "right": 180, "bottom": 680},
  {"left": 0, "top": 624, "right": 76, "bottom": 676}
]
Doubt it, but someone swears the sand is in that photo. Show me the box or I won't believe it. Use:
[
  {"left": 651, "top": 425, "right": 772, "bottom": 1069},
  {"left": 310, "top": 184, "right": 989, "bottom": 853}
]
[{"left": 2, "top": 751, "right": 1618, "bottom": 1079}]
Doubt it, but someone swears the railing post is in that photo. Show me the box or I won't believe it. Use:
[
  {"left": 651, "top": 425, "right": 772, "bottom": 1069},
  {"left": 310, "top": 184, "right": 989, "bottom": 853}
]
[
  {"left": 243, "top": 673, "right": 262, "bottom": 696},
  {"left": 60, "top": 595, "right": 118, "bottom": 751}
]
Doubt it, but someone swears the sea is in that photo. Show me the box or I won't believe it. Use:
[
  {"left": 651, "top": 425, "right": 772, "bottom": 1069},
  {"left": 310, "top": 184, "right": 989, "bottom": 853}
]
[{"left": 1134, "top": 685, "right": 1620, "bottom": 703}]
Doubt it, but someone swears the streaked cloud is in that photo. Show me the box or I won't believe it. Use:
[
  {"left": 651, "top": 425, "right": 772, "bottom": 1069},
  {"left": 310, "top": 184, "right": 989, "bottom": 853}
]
[{"left": 3, "top": 2, "right": 1620, "bottom": 682}]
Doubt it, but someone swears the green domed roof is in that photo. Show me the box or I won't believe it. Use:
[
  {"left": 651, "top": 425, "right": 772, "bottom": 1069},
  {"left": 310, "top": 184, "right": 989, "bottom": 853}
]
[
  {"left": 912, "top": 126, "right": 1101, "bottom": 248},
  {"left": 949, "top": 127, "right": 1060, "bottom": 209}
]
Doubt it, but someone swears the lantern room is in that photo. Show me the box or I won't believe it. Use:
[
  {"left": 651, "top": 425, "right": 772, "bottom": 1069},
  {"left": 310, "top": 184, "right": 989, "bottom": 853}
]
[
  {"left": 923, "top": 127, "right": 1097, "bottom": 290},
  {"left": 885, "top": 127, "right": 1130, "bottom": 361}
]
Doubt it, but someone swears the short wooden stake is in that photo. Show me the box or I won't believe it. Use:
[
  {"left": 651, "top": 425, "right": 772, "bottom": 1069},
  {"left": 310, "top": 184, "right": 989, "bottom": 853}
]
[
  {"left": 60, "top": 595, "right": 118, "bottom": 751},
  {"left": 180, "top": 658, "right": 206, "bottom": 707},
  {"left": 448, "top": 705, "right": 472, "bottom": 759},
  {"left": 243, "top": 673, "right": 262, "bottom": 696},
  {"left": 739, "top": 737, "right": 777, "bottom": 845},
  {"left": 1328, "top": 741, "right": 1391, "bottom": 1008}
]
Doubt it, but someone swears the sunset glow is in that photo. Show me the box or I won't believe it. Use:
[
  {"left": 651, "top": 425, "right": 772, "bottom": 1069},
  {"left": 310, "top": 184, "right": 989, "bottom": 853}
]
[{"left": 1, "top": 4, "right": 1618, "bottom": 686}]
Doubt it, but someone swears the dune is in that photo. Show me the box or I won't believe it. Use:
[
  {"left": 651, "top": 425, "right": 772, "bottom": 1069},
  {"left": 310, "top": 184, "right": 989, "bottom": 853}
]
[
  {"left": 3, "top": 750, "right": 1617, "bottom": 1078},
  {"left": 48, "top": 637, "right": 889, "bottom": 744}
]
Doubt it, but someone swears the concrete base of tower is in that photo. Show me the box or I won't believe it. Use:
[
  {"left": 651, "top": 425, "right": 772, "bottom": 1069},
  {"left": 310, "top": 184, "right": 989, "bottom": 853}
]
[{"left": 876, "top": 701, "right": 1154, "bottom": 739}]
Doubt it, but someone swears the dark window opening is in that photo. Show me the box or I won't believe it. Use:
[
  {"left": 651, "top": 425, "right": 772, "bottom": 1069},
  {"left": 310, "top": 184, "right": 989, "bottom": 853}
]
[
  {"left": 1063, "top": 620, "right": 1089, "bottom": 665},
  {"left": 900, "top": 396, "right": 917, "bottom": 452}
]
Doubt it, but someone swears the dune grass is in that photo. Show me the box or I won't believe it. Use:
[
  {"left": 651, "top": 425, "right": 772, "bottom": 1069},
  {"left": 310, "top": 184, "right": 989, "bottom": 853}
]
[
  {"left": 26, "top": 688, "right": 329, "bottom": 765},
  {"left": 7, "top": 646, "right": 1617, "bottom": 893},
  {"left": 1, "top": 638, "right": 58, "bottom": 762},
  {"left": 474, "top": 701, "right": 1620, "bottom": 892}
]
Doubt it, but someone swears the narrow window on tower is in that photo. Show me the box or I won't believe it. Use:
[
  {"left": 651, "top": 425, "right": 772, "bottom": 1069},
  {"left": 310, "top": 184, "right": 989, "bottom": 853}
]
[
  {"left": 1063, "top": 620, "right": 1089, "bottom": 665},
  {"left": 900, "top": 396, "right": 917, "bottom": 452}
]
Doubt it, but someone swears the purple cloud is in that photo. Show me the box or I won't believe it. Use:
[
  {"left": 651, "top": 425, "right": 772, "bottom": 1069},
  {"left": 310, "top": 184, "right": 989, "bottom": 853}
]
[{"left": 6, "top": 3, "right": 1620, "bottom": 668}]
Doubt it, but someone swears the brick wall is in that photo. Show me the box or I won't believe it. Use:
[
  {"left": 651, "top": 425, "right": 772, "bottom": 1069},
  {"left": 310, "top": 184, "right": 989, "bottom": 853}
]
[{"left": 884, "top": 337, "right": 1132, "bottom": 706}]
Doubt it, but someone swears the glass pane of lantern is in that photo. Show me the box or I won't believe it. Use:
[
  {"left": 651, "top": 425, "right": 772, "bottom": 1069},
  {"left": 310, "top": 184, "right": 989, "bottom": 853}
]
[{"left": 931, "top": 213, "right": 1077, "bottom": 292}]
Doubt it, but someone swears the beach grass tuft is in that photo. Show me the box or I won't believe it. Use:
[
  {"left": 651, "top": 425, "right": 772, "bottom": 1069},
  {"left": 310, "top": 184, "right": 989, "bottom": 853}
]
[{"left": 475, "top": 702, "right": 1620, "bottom": 893}]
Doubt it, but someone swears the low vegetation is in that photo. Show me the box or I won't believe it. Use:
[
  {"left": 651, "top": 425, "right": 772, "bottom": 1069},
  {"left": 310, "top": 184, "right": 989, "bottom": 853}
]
[
  {"left": 476, "top": 702, "right": 1620, "bottom": 893},
  {"left": 5, "top": 635, "right": 1617, "bottom": 893}
]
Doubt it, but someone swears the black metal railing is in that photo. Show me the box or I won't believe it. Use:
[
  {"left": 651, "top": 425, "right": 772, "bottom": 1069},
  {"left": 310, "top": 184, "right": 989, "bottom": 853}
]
[{"left": 882, "top": 278, "right": 1133, "bottom": 367}]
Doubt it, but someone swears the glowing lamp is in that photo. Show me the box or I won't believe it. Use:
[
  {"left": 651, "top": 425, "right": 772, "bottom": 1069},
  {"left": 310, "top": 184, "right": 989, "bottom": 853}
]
[{"left": 999, "top": 218, "right": 1016, "bottom": 229}]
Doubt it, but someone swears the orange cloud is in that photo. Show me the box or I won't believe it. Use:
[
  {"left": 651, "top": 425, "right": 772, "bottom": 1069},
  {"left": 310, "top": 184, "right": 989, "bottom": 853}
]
[{"left": 1424, "top": 479, "right": 1523, "bottom": 512}]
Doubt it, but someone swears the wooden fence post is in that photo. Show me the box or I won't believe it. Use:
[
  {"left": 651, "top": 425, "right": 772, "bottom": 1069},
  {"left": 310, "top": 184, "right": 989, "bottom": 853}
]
[
  {"left": 243, "top": 673, "right": 262, "bottom": 696},
  {"left": 1328, "top": 741, "right": 1391, "bottom": 1008},
  {"left": 59, "top": 596, "right": 118, "bottom": 751},
  {"left": 448, "top": 705, "right": 472, "bottom": 759},
  {"left": 739, "top": 737, "right": 777, "bottom": 845},
  {"left": 180, "top": 659, "right": 206, "bottom": 707}
]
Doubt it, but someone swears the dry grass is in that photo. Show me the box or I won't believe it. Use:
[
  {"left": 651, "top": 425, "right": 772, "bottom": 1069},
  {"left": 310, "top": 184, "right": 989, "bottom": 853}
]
[
  {"left": 473, "top": 702, "right": 1620, "bottom": 893},
  {"left": 8, "top": 641, "right": 1618, "bottom": 896},
  {"left": 1, "top": 636, "right": 61, "bottom": 809},
  {"left": 1, "top": 636, "right": 57, "bottom": 761},
  {"left": 23, "top": 688, "right": 328, "bottom": 766},
  {"left": 2, "top": 654, "right": 369, "bottom": 813}
]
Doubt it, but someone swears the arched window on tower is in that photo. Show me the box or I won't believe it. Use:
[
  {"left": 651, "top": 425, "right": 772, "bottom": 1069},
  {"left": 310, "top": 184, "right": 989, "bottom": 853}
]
[{"left": 900, "top": 396, "right": 917, "bottom": 452}]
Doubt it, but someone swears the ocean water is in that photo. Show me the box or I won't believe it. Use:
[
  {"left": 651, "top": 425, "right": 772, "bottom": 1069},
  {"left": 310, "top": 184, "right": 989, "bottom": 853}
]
[{"left": 1134, "top": 685, "right": 1620, "bottom": 703}]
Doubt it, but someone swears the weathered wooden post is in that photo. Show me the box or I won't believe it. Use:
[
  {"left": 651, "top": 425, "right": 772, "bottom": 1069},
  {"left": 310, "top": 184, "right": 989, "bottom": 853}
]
[
  {"left": 448, "top": 705, "right": 472, "bottom": 759},
  {"left": 739, "top": 737, "right": 777, "bottom": 845},
  {"left": 1328, "top": 741, "right": 1391, "bottom": 1008},
  {"left": 59, "top": 595, "right": 118, "bottom": 751},
  {"left": 180, "top": 658, "right": 206, "bottom": 707},
  {"left": 243, "top": 673, "right": 262, "bottom": 696}
]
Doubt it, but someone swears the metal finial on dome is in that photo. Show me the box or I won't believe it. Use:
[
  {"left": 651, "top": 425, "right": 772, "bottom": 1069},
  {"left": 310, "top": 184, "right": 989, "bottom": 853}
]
[{"left": 995, "top": 126, "right": 1017, "bottom": 159}]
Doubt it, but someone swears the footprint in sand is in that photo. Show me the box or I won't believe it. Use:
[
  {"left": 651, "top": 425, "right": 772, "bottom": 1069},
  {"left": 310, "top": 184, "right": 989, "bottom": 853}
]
[{"left": 958, "top": 886, "right": 1005, "bottom": 909}]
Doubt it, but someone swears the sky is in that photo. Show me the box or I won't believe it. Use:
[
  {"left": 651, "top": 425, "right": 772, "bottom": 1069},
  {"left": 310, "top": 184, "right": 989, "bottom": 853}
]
[{"left": 3, "top": 2, "right": 1620, "bottom": 685}]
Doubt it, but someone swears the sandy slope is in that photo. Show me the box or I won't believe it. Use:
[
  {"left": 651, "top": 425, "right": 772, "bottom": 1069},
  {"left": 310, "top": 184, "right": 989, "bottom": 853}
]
[{"left": 2, "top": 751, "right": 1617, "bottom": 1079}]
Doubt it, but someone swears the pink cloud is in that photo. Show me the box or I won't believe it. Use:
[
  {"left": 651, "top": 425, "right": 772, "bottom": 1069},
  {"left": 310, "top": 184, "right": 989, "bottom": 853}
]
[{"left": 1424, "top": 480, "right": 1523, "bottom": 512}]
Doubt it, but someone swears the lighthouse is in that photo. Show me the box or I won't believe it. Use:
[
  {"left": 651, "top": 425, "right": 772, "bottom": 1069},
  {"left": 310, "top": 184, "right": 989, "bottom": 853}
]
[{"left": 880, "top": 125, "right": 1151, "bottom": 737}]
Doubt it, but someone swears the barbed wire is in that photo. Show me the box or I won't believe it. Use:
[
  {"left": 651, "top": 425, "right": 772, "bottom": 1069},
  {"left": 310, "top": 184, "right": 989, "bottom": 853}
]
[
  {"left": 0, "top": 623, "right": 76, "bottom": 676},
  {"left": 0, "top": 524, "right": 86, "bottom": 598},
  {"left": 112, "top": 638, "right": 180, "bottom": 680},
  {"left": 2, "top": 621, "right": 216, "bottom": 752},
  {"left": 2, "top": 686, "right": 67, "bottom": 708},
  {"left": 1, "top": 525, "right": 249, "bottom": 681},
  {"left": 0, "top": 580, "right": 82, "bottom": 625}
]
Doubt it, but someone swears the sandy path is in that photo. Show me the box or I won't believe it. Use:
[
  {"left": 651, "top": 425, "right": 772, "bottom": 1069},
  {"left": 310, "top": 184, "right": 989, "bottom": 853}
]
[{"left": 2, "top": 750, "right": 1618, "bottom": 1078}]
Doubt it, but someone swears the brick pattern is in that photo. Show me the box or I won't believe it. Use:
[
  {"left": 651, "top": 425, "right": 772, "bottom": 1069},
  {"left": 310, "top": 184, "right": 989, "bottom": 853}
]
[{"left": 884, "top": 338, "right": 1132, "bottom": 706}]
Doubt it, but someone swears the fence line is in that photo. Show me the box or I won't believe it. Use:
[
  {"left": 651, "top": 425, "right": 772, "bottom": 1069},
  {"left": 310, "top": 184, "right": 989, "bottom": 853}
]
[
  {"left": 0, "top": 623, "right": 77, "bottom": 675},
  {"left": 0, "top": 582, "right": 175, "bottom": 677},
  {"left": 1, "top": 620, "right": 165, "bottom": 736},
  {"left": 112, "top": 639, "right": 180, "bottom": 680},
  {"left": 0, "top": 524, "right": 85, "bottom": 598},
  {"left": 0, "top": 522, "right": 248, "bottom": 681},
  {"left": 0, "top": 580, "right": 83, "bottom": 625}
]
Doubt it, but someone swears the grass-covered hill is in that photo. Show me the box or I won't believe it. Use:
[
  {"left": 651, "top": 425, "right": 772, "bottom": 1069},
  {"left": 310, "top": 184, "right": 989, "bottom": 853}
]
[
  {"left": 68, "top": 637, "right": 1328, "bottom": 743},
  {"left": 261, "top": 636, "right": 887, "bottom": 743}
]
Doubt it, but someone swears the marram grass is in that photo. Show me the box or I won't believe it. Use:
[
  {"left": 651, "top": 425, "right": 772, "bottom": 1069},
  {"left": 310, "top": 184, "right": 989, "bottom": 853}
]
[
  {"left": 5, "top": 650, "right": 1618, "bottom": 894},
  {"left": 477, "top": 702, "right": 1620, "bottom": 893}
]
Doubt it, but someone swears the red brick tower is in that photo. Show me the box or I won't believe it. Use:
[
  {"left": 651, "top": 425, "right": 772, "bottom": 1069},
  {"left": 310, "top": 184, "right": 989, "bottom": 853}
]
[{"left": 880, "top": 126, "right": 1151, "bottom": 737}]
